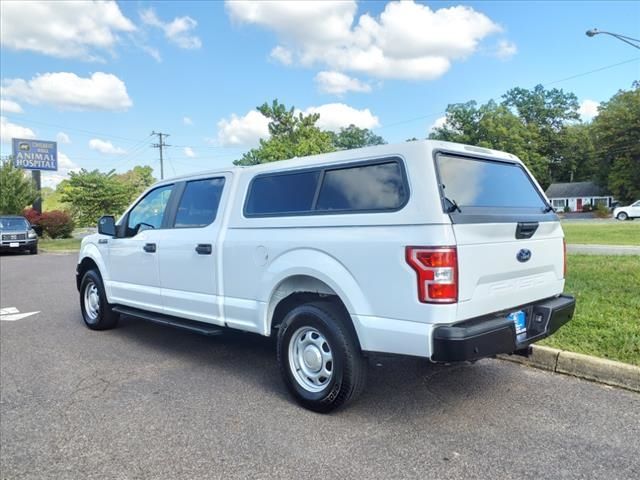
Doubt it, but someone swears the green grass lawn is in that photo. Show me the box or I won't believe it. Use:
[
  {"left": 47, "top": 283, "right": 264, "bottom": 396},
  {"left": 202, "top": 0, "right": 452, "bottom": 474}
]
[
  {"left": 39, "top": 237, "right": 81, "bottom": 251},
  {"left": 541, "top": 255, "right": 640, "bottom": 365},
  {"left": 562, "top": 222, "right": 640, "bottom": 246}
]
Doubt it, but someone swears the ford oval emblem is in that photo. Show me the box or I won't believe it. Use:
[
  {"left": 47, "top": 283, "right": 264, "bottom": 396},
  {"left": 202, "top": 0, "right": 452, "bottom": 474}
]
[{"left": 517, "top": 249, "right": 532, "bottom": 263}]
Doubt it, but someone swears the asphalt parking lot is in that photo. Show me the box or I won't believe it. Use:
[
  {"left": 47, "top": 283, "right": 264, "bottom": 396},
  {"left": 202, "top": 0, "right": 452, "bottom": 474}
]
[{"left": 1, "top": 253, "right": 639, "bottom": 479}]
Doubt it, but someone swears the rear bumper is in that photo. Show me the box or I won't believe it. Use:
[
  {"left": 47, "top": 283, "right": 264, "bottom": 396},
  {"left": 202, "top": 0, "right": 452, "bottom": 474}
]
[{"left": 431, "top": 294, "right": 575, "bottom": 362}]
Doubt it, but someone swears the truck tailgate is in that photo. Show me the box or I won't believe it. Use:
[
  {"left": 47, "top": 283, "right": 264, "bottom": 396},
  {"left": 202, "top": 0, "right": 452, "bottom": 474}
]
[{"left": 454, "top": 221, "right": 565, "bottom": 320}]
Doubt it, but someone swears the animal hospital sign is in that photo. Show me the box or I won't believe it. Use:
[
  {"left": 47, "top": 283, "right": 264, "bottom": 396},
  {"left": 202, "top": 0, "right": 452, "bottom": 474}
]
[{"left": 12, "top": 138, "right": 58, "bottom": 171}]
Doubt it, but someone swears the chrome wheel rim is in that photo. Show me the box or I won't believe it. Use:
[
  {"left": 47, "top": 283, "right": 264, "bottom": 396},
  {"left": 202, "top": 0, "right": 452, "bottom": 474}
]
[
  {"left": 83, "top": 281, "right": 100, "bottom": 323},
  {"left": 288, "top": 326, "right": 334, "bottom": 393}
]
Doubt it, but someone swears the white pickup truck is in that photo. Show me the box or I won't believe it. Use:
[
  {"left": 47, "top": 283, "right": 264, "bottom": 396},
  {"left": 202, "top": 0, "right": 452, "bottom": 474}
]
[{"left": 76, "top": 140, "right": 575, "bottom": 412}]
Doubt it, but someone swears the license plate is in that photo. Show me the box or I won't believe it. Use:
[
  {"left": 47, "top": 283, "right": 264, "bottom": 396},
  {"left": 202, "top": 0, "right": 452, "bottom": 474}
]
[
  {"left": 9, "top": 242, "right": 19, "bottom": 248},
  {"left": 508, "top": 310, "right": 527, "bottom": 335}
]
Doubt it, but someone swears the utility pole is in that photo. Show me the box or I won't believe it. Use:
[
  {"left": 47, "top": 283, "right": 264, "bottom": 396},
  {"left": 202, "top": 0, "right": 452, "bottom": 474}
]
[{"left": 151, "top": 131, "right": 170, "bottom": 180}]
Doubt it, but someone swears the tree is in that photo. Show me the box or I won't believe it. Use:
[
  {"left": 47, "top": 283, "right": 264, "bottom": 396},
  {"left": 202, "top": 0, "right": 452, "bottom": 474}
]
[
  {"left": 429, "top": 86, "right": 589, "bottom": 187},
  {"left": 234, "top": 100, "right": 335, "bottom": 166},
  {"left": 502, "top": 85, "right": 581, "bottom": 184},
  {"left": 0, "top": 160, "right": 37, "bottom": 214},
  {"left": 592, "top": 82, "right": 640, "bottom": 203},
  {"left": 429, "top": 100, "right": 549, "bottom": 183},
  {"left": 115, "top": 165, "right": 155, "bottom": 198},
  {"left": 551, "top": 123, "right": 596, "bottom": 183},
  {"left": 60, "top": 169, "right": 132, "bottom": 227},
  {"left": 330, "top": 125, "right": 386, "bottom": 150}
]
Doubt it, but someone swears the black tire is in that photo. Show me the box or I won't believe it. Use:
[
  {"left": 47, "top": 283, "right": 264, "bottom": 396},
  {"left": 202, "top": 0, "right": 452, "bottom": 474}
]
[
  {"left": 79, "top": 269, "right": 119, "bottom": 330},
  {"left": 617, "top": 212, "right": 628, "bottom": 221},
  {"left": 277, "top": 301, "right": 367, "bottom": 413},
  {"left": 29, "top": 245, "right": 38, "bottom": 255}
]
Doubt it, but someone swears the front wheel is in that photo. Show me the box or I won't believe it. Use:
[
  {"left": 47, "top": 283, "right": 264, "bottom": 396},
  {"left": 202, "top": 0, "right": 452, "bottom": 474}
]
[
  {"left": 617, "top": 212, "right": 629, "bottom": 221},
  {"left": 277, "top": 301, "right": 367, "bottom": 413},
  {"left": 80, "top": 269, "right": 119, "bottom": 330}
]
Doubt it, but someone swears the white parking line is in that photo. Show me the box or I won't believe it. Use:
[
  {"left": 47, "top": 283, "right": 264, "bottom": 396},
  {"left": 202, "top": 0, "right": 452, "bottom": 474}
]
[{"left": 0, "top": 307, "right": 40, "bottom": 321}]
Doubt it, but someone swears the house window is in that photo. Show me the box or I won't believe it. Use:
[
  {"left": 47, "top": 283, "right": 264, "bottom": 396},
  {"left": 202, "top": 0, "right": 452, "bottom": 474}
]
[{"left": 552, "top": 199, "right": 566, "bottom": 208}]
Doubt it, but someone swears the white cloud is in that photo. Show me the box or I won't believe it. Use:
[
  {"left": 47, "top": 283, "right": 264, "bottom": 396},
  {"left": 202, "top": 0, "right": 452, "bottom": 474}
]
[
  {"left": 141, "top": 45, "right": 163, "bottom": 63},
  {"left": 0, "top": 116, "right": 35, "bottom": 143},
  {"left": 56, "top": 132, "right": 71, "bottom": 144},
  {"left": 0, "top": 99, "right": 23, "bottom": 114},
  {"left": 184, "top": 147, "right": 196, "bottom": 158},
  {"left": 216, "top": 110, "right": 271, "bottom": 147},
  {"left": 495, "top": 40, "right": 517, "bottom": 59},
  {"left": 140, "top": 8, "right": 202, "bottom": 49},
  {"left": 226, "top": 0, "right": 502, "bottom": 80},
  {"left": 216, "top": 103, "right": 380, "bottom": 146},
  {"left": 428, "top": 115, "right": 447, "bottom": 132},
  {"left": 315, "top": 71, "right": 372, "bottom": 95},
  {"left": 578, "top": 99, "right": 600, "bottom": 121},
  {"left": 89, "top": 138, "right": 127, "bottom": 155},
  {"left": 270, "top": 46, "right": 293, "bottom": 65},
  {"left": 303, "top": 103, "right": 379, "bottom": 132},
  {"left": 2, "top": 72, "right": 132, "bottom": 111},
  {"left": 183, "top": 116, "right": 193, "bottom": 126},
  {"left": 42, "top": 152, "right": 81, "bottom": 188},
  {"left": 0, "top": 0, "right": 135, "bottom": 60}
]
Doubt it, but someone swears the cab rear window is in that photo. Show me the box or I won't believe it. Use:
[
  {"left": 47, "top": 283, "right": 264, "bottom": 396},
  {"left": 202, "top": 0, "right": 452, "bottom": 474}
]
[{"left": 436, "top": 154, "right": 547, "bottom": 210}]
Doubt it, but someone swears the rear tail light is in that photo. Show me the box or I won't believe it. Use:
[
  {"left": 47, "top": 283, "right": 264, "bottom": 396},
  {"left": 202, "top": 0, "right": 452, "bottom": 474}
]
[
  {"left": 405, "top": 246, "right": 458, "bottom": 303},
  {"left": 563, "top": 238, "right": 567, "bottom": 278}
]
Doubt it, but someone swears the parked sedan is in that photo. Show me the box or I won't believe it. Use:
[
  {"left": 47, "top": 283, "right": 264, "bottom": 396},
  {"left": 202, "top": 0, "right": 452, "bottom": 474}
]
[
  {"left": 613, "top": 200, "right": 640, "bottom": 220},
  {"left": 0, "top": 215, "right": 38, "bottom": 254}
]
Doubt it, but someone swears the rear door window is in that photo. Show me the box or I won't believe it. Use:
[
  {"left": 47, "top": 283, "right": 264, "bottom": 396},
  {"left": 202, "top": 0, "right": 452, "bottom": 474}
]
[
  {"left": 174, "top": 177, "right": 225, "bottom": 228},
  {"left": 436, "top": 154, "right": 547, "bottom": 210}
]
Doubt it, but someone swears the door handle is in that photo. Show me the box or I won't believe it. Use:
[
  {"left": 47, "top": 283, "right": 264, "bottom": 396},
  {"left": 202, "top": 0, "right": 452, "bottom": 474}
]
[
  {"left": 143, "top": 243, "right": 156, "bottom": 253},
  {"left": 195, "top": 244, "right": 212, "bottom": 255}
]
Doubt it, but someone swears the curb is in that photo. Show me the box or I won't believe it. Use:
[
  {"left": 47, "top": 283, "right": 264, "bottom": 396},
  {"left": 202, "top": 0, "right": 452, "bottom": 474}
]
[{"left": 498, "top": 345, "right": 640, "bottom": 393}]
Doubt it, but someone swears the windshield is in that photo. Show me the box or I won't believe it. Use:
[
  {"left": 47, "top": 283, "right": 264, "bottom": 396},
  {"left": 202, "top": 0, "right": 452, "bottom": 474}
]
[
  {"left": 0, "top": 218, "right": 29, "bottom": 231},
  {"left": 436, "top": 154, "right": 547, "bottom": 210}
]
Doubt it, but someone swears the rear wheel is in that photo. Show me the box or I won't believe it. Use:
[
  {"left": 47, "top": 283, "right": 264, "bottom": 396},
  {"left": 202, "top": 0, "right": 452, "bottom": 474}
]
[
  {"left": 617, "top": 212, "right": 629, "bottom": 221},
  {"left": 80, "top": 269, "right": 119, "bottom": 330},
  {"left": 277, "top": 301, "right": 367, "bottom": 413}
]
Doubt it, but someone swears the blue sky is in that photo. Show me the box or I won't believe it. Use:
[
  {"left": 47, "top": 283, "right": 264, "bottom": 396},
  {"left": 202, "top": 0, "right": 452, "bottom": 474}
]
[{"left": 1, "top": 0, "right": 638, "bottom": 187}]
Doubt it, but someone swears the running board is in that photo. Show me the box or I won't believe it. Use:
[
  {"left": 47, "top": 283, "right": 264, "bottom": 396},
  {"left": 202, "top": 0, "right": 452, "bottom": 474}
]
[{"left": 112, "top": 306, "right": 224, "bottom": 336}]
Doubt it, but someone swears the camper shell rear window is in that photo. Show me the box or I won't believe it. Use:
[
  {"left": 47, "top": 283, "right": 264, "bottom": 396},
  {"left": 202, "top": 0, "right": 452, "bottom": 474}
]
[{"left": 434, "top": 152, "right": 556, "bottom": 223}]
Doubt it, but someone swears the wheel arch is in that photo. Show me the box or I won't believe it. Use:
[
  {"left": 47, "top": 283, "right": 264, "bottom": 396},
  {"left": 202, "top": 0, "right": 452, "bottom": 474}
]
[
  {"left": 76, "top": 245, "right": 108, "bottom": 293},
  {"left": 262, "top": 249, "right": 371, "bottom": 345}
]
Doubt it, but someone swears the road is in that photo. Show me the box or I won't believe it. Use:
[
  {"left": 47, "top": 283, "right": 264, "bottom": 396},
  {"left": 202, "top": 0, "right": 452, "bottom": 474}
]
[{"left": 1, "top": 253, "right": 639, "bottom": 479}]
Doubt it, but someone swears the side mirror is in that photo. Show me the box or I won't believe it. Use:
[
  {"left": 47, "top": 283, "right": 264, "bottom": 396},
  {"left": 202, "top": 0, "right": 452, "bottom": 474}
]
[{"left": 98, "top": 215, "right": 116, "bottom": 236}]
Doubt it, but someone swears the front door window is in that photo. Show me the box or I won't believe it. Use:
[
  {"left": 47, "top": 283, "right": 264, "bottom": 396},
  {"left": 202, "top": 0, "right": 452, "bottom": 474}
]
[{"left": 126, "top": 185, "right": 173, "bottom": 236}]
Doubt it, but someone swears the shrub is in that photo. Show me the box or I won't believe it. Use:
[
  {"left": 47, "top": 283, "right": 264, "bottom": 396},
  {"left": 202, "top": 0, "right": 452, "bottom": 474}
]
[
  {"left": 581, "top": 203, "right": 593, "bottom": 212},
  {"left": 594, "top": 204, "right": 610, "bottom": 218},
  {"left": 22, "top": 207, "right": 41, "bottom": 225},
  {"left": 39, "top": 210, "right": 75, "bottom": 238},
  {"left": 563, "top": 206, "right": 571, "bottom": 213}
]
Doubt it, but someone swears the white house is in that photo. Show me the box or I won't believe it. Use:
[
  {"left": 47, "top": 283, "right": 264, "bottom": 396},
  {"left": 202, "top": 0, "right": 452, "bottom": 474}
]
[{"left": 545, "top": 181, "right": 614, "bottom": 212}]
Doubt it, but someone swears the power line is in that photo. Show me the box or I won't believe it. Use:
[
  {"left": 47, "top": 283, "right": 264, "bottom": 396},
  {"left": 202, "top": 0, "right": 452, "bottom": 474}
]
[
  {"left": 151, "top": 131, "right": 170, "bottom": 180},
  {"left": 376, "top": 56, "right": 640, "bottom": 132},
  {"left": 1, "top": 115, "right": 146, "bottom": 144},
  {"left": 544, "top": 57, "right": 640, "bottom": 86}
]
